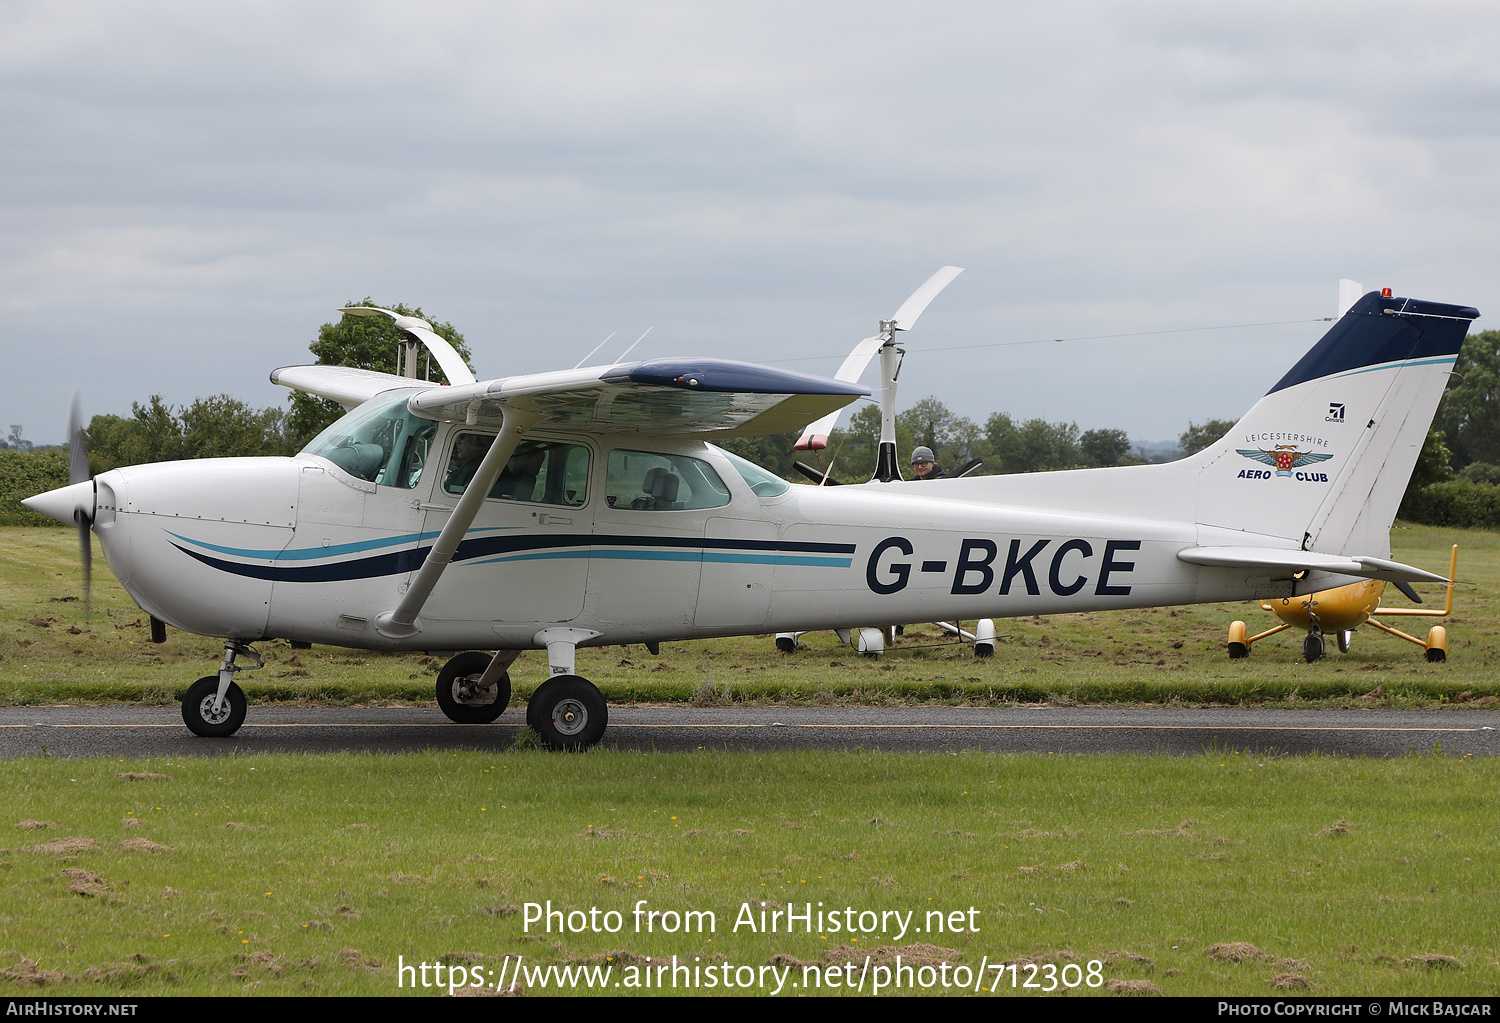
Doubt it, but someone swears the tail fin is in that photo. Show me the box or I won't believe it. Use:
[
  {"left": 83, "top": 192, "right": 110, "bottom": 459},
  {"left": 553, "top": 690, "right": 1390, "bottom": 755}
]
[{"left": 1192, "top": 292, "right": 1477, "bottom": 557}]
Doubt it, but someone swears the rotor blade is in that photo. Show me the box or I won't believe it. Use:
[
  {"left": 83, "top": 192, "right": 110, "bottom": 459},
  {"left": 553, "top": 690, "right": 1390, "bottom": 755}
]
[
  {"left": 340, "top": 307, "right": 476, "bottom": 386},
  {"left": 888, "top": 265, "right": 964, "bottom": 332},
  {"left": 793, "top": 334, "right": 883, "bottom": 449},
  {"left": 793, "top": 460, "right": 843, "bottom": 486}
]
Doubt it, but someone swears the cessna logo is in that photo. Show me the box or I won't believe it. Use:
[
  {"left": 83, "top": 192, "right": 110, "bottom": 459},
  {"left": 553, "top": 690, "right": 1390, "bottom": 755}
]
[{"left": 1235, "top": 445, "right": 1334, "bottom": 482}]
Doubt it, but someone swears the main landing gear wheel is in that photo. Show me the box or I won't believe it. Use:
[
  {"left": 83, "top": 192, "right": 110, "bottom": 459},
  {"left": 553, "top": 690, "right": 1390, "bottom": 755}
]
[
  {"left": 526, "top": 675, "right": 607, "bottom": 750},
  {"left": 182, "top": 676, "right": 247, "bottom": 737},
  {"left": 436, "top": 651, "right": 511, "bottom": 724},
  {"left": 1302, "top": 632, "right": 1326, "bottom": 663}
]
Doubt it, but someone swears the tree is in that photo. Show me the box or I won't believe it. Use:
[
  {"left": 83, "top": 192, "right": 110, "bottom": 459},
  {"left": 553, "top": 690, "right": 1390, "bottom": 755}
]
[
  {"left": 1079, "top": 427, "right": 1133, "bottom": 467},
  {"left": 1407, "top": 428, "right": 1456, "bottom": 490},
  {"left": 85, "top": 394, "right": 297, "bottom": 473},
  {"left": 1437, "top": 329, "right": 1500, "bottom": 471},
  {"left": 897, "top": 396, "right": 954, "bottom": 455},
  {"left": 5, "top": 425, "right": 32, "bottom": 452},
  {"left": 1178, "top": 419, "right": 1236, "bottom": 458},
  {"left": 287, "top": 300, "right": 474, "bottom": 447},
  {"left": 711, "top": 432, "right": 802, "bottom": 481},
  {"left": 985, "top": 413, "right": 1083, "bottom": 473}
]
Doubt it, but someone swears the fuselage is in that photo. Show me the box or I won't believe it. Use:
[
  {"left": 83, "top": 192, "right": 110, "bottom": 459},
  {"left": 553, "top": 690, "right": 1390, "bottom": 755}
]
[{"left": 89, "top": 412, "right": 1300, "bottom": 653}]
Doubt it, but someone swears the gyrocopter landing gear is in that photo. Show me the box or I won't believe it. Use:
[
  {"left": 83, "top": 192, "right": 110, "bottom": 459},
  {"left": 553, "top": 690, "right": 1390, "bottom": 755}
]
[
  {"left": 435, "top": 650, "right": 516, "bottom": 724},
  {"left": 525, "top": 628, "right": 608, "bottom": 750},
  {"left": 182, "top": 641, "right": 261, "bottom": 737}
]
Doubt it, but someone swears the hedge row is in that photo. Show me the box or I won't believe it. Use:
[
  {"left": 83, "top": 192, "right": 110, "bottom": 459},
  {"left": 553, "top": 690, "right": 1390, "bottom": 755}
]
[
  {"left": 1399, "top": 480, "right": 1500, "bottom": 529},
  {"left": 0, "top": 450, "right": 69, "bottom": 525}
]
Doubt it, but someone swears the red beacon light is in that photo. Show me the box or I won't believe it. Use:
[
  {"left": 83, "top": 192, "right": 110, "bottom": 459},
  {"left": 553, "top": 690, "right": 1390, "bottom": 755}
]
[{"left": 1381, "top": 287, "right": 1392, "bottom": 297}]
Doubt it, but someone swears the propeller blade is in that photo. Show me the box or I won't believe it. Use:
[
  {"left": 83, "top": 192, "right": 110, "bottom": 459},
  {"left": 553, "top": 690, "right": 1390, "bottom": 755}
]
[
  {"left": 67, "top": 392, "right": 89, "bottom": 486},
  {"left": 66, "top": 392, "right": 93, "bottom": 617}
]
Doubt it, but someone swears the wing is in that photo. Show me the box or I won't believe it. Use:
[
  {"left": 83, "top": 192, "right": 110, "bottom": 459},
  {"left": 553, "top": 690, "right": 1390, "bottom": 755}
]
[
  {"left": 270, "top": 365, "right": 424, "bottom": 409},
  {"left": 1235, "top": 448, "right": 1279, "bottom": 467},
  {"left": 405, "top": 358, "right": 868, "bottom": 436},
  {"left": 1291, "top": 451, "right": 1334, "bottom": 468}
]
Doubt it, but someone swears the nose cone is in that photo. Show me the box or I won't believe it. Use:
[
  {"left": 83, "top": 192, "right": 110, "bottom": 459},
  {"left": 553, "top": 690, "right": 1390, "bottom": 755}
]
[{"left": 22, "top": 480, "right": 94, "bottom": 526}]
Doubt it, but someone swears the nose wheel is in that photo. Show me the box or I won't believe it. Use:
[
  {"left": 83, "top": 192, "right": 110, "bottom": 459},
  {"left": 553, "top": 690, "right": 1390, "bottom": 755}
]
[{"left": 182, "top": 676, "right": 247, "bottom": 737}]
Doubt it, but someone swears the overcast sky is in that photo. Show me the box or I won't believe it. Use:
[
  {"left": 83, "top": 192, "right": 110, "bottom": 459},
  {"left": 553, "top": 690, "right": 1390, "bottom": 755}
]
[{"left": 5, "top": 1, "right": 1498, "bottom": 447}]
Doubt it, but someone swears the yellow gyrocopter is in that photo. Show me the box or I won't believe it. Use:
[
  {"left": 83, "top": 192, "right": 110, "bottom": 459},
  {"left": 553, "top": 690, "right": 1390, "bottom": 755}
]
[{"left": 1227, "top": 546, "right": 1458, "bottom": 664}]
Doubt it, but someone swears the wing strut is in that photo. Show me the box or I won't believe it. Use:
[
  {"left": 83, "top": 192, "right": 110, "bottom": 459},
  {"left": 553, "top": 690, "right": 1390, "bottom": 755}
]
[{"left": 374, "top": 407, "right": 547, "bottom": 639}]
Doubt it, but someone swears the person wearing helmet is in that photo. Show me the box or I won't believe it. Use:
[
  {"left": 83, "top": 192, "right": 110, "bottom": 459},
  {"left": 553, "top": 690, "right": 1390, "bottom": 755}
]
[{"left": 910, "top": 446, "right": 946, "bottom": 480}]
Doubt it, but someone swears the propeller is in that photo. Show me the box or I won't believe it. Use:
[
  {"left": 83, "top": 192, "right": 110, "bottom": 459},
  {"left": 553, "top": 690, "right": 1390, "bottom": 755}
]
[{"left": 67, "top": 392, "right": 93, "bottom": 617}]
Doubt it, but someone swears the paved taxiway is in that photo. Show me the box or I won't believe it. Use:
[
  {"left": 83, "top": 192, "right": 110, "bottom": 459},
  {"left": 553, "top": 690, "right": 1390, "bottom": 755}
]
[{"left": 1, "top": 705, "right": 1495, "bottom": 758}]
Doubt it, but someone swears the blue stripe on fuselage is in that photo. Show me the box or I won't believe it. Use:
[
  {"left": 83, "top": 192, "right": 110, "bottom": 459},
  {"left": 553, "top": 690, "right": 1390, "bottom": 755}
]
[{"left": 168, "top": 530, "right": 856, "bottom": 582}]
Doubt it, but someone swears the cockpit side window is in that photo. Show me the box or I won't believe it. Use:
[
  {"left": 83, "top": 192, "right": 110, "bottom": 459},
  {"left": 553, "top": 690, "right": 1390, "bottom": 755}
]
[
  {"left": 604, "top": 449, "right": 731, "bottom": 511},
  {"left": 443, "top": 433, "right": 589, "bottom": 507}
]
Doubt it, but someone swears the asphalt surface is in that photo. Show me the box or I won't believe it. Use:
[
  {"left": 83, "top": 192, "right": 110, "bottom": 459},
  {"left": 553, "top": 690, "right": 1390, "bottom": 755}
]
[{"left": 1, "top": 704, "right": 1496, "bottom": 758}]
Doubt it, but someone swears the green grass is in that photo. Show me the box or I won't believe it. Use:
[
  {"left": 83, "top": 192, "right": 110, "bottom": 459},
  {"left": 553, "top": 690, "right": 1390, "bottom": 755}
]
[
  {"left": 1, "top": 524, "right": 1497, "bottom": 708},
  {"left": 0, "top": 750, "right": 1495, "bottom": 996},
  {"left": 2, "top": 525, "right": 1497, "bottom": 997}
]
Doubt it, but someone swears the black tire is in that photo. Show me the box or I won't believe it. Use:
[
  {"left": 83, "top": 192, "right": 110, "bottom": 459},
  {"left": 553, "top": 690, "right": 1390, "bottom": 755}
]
[
  {"left": 974, "top": 642, "right": 994, "bottom": 658},
  {"left": 436, "top": 652, "right": 510, "bottom": 724},
  {"left": 1227, "top": 643, "right": 1249, "bottom": 660},
  {"left": 1302, "top": 633, "right": 1325, "bottom": 663},
  {"left": 526, "top": 675, "right": 607, "bottom": 750},
  {"left": 182, "top": 675, "right": 247, "bottom": 737},
  {"left": 775, "top": 636, "right": 797, "bottom": 653},
  {"left": 1426, "top": 647, "right": 1447, "bottom": 663}
]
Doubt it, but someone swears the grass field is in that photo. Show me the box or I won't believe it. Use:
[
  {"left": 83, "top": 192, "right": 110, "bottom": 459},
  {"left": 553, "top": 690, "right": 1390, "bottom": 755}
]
[
  {"left": 0, "top": 524, "right": 1495, "bottom": 709},
  {"left": 0, "top": 524, "right": 1497, "bottom": 997},
  {"left": 1, "top": 751, "right": 1496, "bottom": 996}
]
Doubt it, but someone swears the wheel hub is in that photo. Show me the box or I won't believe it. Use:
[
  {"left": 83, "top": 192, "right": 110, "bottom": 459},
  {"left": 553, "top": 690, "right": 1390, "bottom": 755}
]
[
  {"left": 552, "top": 699, "right": 588, "bottom": 736},
  {"left": 198, "top": 694, "right": 231, "bottom": 725},
  {"left": 455, "top": 675, "right": 496, "bottom": 707}
]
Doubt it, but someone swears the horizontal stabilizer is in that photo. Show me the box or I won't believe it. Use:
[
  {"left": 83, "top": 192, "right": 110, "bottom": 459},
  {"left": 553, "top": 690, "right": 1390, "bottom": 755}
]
[{"left": 1177, "top": 546, "right": 1450, "bottom": 584}]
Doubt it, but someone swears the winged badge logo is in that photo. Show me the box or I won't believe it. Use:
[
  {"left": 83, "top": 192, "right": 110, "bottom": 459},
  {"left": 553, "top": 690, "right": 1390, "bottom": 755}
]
[{"left": 1236, "top": 445, "right": 1334, "bottom": 477}]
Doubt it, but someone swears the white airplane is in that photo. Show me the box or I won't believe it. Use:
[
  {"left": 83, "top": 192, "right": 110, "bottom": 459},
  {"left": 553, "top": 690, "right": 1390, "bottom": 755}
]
[{"left": 25, "top": 285, "right": 1474, "bottom": 749}]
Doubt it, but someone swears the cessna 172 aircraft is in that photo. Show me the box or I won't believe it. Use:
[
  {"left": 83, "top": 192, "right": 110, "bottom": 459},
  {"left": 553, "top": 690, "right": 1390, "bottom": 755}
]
[{"left": 24, "top": 284, "right": 1475, "bottom": 749}]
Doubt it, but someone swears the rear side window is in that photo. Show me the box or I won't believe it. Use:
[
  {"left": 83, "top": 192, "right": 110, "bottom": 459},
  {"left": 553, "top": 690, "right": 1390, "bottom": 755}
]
[{"left": 604, "top": 450, "right": 731, "bottom": 511}]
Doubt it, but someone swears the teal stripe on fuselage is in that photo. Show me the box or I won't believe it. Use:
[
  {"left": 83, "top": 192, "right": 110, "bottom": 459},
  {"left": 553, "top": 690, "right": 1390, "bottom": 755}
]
[{"left": 166, "top": 526, "right": 516, "bottom": 561}]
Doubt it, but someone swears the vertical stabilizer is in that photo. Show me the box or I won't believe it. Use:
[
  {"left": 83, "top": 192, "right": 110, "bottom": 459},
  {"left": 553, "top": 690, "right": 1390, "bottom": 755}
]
[{"left": 1192, "top": 292, "right": 1476, "bottom": 556}]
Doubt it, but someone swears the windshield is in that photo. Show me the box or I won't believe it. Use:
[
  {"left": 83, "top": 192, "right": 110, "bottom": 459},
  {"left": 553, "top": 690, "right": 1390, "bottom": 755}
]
[{"left": 301, "top": 390, "right": 436, "bottom": 489}]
